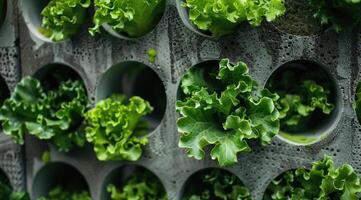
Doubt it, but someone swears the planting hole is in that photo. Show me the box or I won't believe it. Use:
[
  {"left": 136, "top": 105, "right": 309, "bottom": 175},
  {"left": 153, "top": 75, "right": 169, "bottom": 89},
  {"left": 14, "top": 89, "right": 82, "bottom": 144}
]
[
  {"left": 265, "top": 60, "right": 341, "bottom": 145},
  {"left": 101, "top": 164, "right": 167, "bottom": 200},
  {"left": 180, "top": 168, "right": 252, "bottom": 200},
  {"left": 32, "top": 162, "right": 90, "bottom": 199},
  {"left": 21, "top": 0, "right": 52, "bottom": 42},
  {"left": 33, "top": 63, "right": 86, "bottom": 92},
  {"left": 0, "top": 74, "right": 10, "bottom": 106},
  {"left": 96, "top": 61, "right": 167, "bottom": 130}
]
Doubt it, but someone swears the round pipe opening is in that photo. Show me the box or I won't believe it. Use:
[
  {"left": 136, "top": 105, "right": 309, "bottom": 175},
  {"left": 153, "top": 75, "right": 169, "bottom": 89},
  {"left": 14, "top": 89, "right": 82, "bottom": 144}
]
[
  {"left": 32, "top": 162, "right": 90, "bottom": 199},
  {"left": 265, "top": 60, "right": 342, "bottom": 145},
  {"left": 180, "top": 168, "right": 251, "bottom": 200},
  {"left": 96, "top": 61, "right": 167, "bottom": 130},
  {"left": 100, "top": 164, "right": 167, "bottom": 200}
]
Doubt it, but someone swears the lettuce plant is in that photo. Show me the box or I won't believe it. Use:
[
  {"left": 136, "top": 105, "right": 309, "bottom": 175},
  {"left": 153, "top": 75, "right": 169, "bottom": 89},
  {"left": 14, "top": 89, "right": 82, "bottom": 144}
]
[
  {"left": 275, "top": 80, "right": 334, "bottom": 132},
  {"left": 176, "top": 59, "right": 280, "bottom": 166},
  {"left": 84, "top": 94, "right": 153, "bottom": 161},
  {"left": 89, "top": 0, "right": 166, "bottom": 38},
  {"left": 0, "top": 181, "right": 30, "bottom": 200},
  {"left": 107, "top": 171, "right": 167, "bottom": 200},
  {"left": 39, "top": 0, "right": 91, "bottom": 42},
  {"left": 183, "top": 0, "right": 286, "bottom": 37},
  {"left": 355, "top": 81, "right": 361, "bottom": 123},
  {"left": 182, "top": 169, "right": 251, "bottom": 200},
  {"left": 309, "top": 0, "right": 361, "bottom": 32},
  {"left": 0, "top": 76, "right": 88, "bottom": 152},
  {"left": 263, "top": 155, "right": 361, "bottom": 200},
  {"left": 37, "top": 186, "right": 91, "bottom": 200}
]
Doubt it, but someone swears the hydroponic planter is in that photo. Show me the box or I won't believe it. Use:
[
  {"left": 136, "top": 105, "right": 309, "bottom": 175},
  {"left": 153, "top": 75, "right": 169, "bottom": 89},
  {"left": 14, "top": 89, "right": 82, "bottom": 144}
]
[
  {"left": 265, "top": 60, "right": 342, "bottom": 145},
  {"left": 32, "top": 162, "right": 91, "bottom": 199},
  {"left": 16, "top": 0, "right": 361, "bottom": 199}
]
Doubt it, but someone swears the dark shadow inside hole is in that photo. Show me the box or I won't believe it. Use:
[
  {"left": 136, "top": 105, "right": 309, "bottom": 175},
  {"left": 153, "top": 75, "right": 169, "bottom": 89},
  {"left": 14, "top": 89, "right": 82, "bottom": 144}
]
[
  {"left": 0, "top": 0, "right": 7, "bottom": 28},
  {"left": 266, "top": 60, "right": 339, "bottom": 135},
  {"left": 181, "top": 168, "right": 248, "bottom": 200},
  {"left": 32, "top": 162, "right": 89, "bottom": 199},
  {"left": 0, "top": 168, "right": 10, "bottom": 186},
  {"left": 0, "top": 75, "right": 10, "bottom": 105},
  {"left": 33, "top": 63, "right": 84, "bottom": 92},
  {"left": 101, "top": 165, "right": 165, "bottom": 200},
  {"left": 97, "top": 61, "right": 167, "bottom": 130},
  {"left": 177, "top": 60, "right": 221, "bottom": 101}
]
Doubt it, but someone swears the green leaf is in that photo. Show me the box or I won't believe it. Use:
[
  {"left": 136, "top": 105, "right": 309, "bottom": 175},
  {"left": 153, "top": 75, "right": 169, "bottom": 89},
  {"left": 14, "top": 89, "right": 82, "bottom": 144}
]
[
  {"left": 183, "top": 0, "right": 286, "bottom": 37},
  {"left": 0, "top": 76, "right": 88, "bottom": 152},
  {"left": 264, "top": 155, "right": 361, "bottom": 200},
  {"left": 177, "top": 59, "right": 280, "bottom": 166},
  {"left": 85, "top": 94, "right": 153, "bottom": 161},
  {"left": 90, "top": 0, "right": 165, "bottom": 37},
  {"left": 0, "top": 181, "right": 30, "bottom": 200},
  {"left": 107, "top": 171, "right": 167, "bottom": 200},
  {"left": 40, "top": 0, "right": 90, "bottom": 41}
]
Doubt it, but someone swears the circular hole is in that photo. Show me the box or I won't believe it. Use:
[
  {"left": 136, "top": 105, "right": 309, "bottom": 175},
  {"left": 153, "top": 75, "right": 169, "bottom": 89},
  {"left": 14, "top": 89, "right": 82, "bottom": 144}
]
[
  {"left": 33, "top": 63, "right": 86, "bottom": 92},
  {"left": 21, "top": 0, "right": 88, "bottom": 42},
  {"left": 265, "top": 60, "right": 342, "bottom": 145},
  {"left": 32, "top": 63, "right": 88, "bottom": 151},
  {"left": 98, "top": 0, "right": 166, "bottom": 39},
  {"left": 21, "top": 0, "right": 52, "bottom": 42},
  {"left": 32, "top": 162, "right": 90, "bottom": 199},
  {"left": 101, "top": 164, "right": 167, "bottom": 200},
  {"left": 96, "top": 61, "right": 167, "bottom": 130},
  {"left": 180, "top": 168, "right": 252, "bottom": 200}
]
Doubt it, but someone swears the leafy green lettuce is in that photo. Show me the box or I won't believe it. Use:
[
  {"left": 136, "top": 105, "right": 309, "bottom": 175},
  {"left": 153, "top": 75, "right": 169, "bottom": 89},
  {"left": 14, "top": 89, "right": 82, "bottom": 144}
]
[
  {"left": 355, "top": 81, "right": 361, "bottom": 123},
  {"left": 37, "top": 186, "right": 91, "bottom": 200},
  {"left": 84, "top": 94, "right": 153, "bottom": 161},
  {"left": 309, "top": 0, "right": 361, "bottom": 32},
  {"left": 176, "top": 59, "right": 280, "bottom": 166},
  {"left": 39, "top": 0, "right": 91, "bottom": 42},
  {"left": 90, "top": 0, "right": 166, "bottom": 37},
  {"left": 275, "top": 80, "right": 334, "bottom": 132},
  {"left": 183, "top": 0, "right": 286, "bottom": 37},
  {"left": 182, "top": 169, "right": 251, "bottom": 200},
  {"left": 0, "top": 76, "right": 88, "bottom": 152},
  {"left": 107, "top": 171, "right": 167, "bottom": 200},
  {"left": 263, "top": 155, "right": 361, "bottom": 200},
  {"left": 0, "top": 181, "right": 30, "bottom": 200}
]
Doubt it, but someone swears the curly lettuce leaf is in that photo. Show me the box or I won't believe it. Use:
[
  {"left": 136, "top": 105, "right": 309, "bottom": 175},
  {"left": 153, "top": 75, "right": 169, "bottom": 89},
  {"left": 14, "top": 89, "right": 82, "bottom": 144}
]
[
  {"left": 0, "top": 181, "right": 30, "bottom": 200},
  {"left": 0, "top": 76, "right": 88, "bottom": 152},
  {"left": 275, "top": 80, "right": 334, "bottom": 131},
  {"left": 263, "top": 155, "right": 361, "bottom": 200},
  {"left": 183, "top": 0, "right": 286, "bottom": 37},
  {"left": 182, "top": 169, "right": 251, "bottom": 200},
  {"left": 90, "top": 0, "right": 165, "bottom": 37},
  {"left": 176, "top": 59, "right": 280, "bottom": 166},
  {"left": 85, "top": 94, "right": 153, "bottom": 161},
  {"left": 107, "top": 171, "right": 167, "bottom": 200},
  {"left": 309, "top": 0, "right": 361, "bottom": 32},
  {"left": 37, "top": 186, "right": 91, "bottom": 200},
  {"left": 39, "top": 0, "right": 91, "bottom": 41}
]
